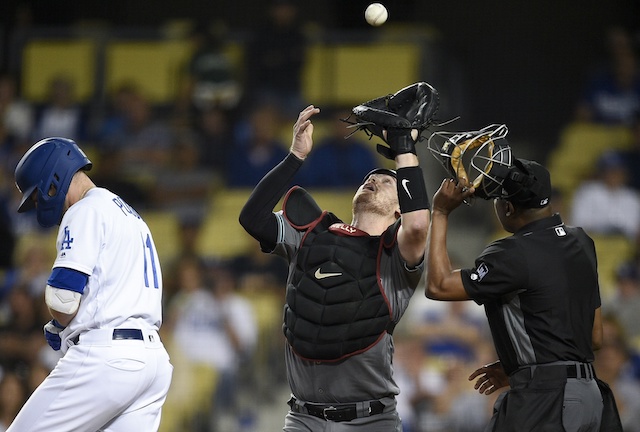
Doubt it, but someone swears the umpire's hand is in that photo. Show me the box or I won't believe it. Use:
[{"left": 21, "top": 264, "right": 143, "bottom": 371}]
[
  {"left": 468, "top": 360, "right": 510, "bottom": 395},
  {"left": 432, "top": 178, "right": 475, "bottom": 215}
]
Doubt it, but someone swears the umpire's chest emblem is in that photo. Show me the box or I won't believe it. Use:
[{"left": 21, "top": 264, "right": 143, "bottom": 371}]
[{"left": 471, "top": 263, "right": 489, "bottom": 282}]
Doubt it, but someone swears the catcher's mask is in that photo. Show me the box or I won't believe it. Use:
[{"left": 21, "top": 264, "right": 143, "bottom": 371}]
[
  {"left": 15, "top": 137, "right": 92, "bottom": 228},
  {"left": 428, "top": 124, "right": 512, "bottom": 200}
]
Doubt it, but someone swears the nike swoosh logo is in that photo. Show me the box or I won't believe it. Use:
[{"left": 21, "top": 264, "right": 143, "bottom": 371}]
[
  {"left": 314, "top": 269, "right": 342, "bottom": 279},
  {"left": 401, "top": 178, "right": 412, "bottom": 199}
]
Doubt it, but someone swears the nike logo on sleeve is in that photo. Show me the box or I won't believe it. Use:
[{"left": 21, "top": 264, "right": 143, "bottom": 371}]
[
  {"left": 401, "top": 179, "right": 412, "bottom": 199},
  {"left": 314, "top": 269, "right": 342, "bottom": 279}
]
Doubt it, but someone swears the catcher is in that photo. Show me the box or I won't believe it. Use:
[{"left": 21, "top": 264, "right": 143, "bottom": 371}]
[{"left": 239, "top": 82, "right": 438, "bottom": 431}]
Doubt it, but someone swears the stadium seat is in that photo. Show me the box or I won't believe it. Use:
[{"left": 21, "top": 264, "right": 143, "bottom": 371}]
[
  {"left": 22, "top": 38, "right": 97, "bottom": 103},
  {"left": 547, "top": 122, "right": 633, "bottom": 202},
  {"left": 140, "top": 210, "right": 181, "bottom": 266},
  {"left": 303, "top": 42, "right": 420, "bottom": 106},
  {"left": 590, "top": 233, "right": 636, "bottom": 301}
]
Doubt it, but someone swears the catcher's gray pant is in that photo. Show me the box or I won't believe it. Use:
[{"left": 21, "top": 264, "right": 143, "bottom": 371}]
[
  {"left": 283, "top": 401, "right": 402, "bottom": 432},
  {"left": 284, "top": 411, "right": 402, "bottom": 432}
]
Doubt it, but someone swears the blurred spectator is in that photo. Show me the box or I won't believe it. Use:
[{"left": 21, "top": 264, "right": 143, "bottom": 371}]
[
  {"left": 94, "top": 82, "right": 139, "bottom": 145},
  {"left": 150, "top": 129, "right": 215, "bottom": 225},
  {"left": 8, "top": 241, "right": 52, "bottom": 300},
  {"left": 227, "top": 241, "right": 288, "bottom": 398},
  {"left": 160, "top": 258, "right": 257, "bottom": 432},
  {"left": 0, "top": 289, "right": 45, "bottom": 372},
  {"left": 619, "top": 112, "right": 640, "bottom": 191},
  {"left": 175, "top": 21, "right": 242, "bottom": 127},
  {"left": 594, "top": 316, "right": 640, "bottom": 432},
  {"left": 575, "top": 26, "right": 640, "bottom": 126},
  {"left": 396, "top": 288, "right": 495, "bottom": 432},
  {"left": 570, "top": 150, "right": 640, "bottom": 242},
  {"left": 99, "top": 90, "right": 173, "bottom": 194},
  {"left": 88, "top": 150, "right": 150, "bottom": 211},
  {"left": 297, "top": 107, "right": 380, "bottom": 188},
  {"left": 195, "top": 106, "right": 235, "bottom": 182},
  {"left": 0, "top": 170, "right": 16, "bottom": 271},
  {"left": 0, "top": 371, "right": 28, "bottom": 431},
  {"left": 244, "top": 0, "right": 307, "bottom": 117},
  {"left": 226, "top": 103, "right": 288, "bottom": 187},
  {"left": 0, "top": 72, "right": 33, "bottom": 144},
  {"left": 31, "top": 75, "right": 89, "bottom": 142},
  {"left": 604, "top": 261, "right": 640, "bottom": 351},
  {"left": 393, "top": 334, "right": 497, "bottom": 432}
]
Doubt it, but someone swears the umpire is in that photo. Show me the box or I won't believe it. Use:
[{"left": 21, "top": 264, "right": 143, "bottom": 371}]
[{"left": 426, "top": 157, "right": 608, "bottom": 431}]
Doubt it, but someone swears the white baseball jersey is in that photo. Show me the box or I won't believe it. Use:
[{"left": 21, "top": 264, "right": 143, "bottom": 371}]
[
  {"left": 8, "top": 187, "right": 173, "bottom": 432},
  {"left": 54, "top": 187, "right": 163, "bottom": 352}
]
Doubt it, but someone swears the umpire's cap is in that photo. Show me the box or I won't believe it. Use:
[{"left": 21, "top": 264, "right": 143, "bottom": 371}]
[{"left": 502, "top": 159, "right": 551, "bottom": 208}]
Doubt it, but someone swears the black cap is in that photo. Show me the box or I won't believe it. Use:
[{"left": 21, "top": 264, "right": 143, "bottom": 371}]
[
  {"left": 503, "top": 159, "right": 552, "bottom": 208},
  {"left": 362, "top": 168, "right": 397, "bottom": 184}
]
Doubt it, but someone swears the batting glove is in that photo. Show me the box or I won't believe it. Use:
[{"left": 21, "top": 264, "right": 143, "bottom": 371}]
[{"left": 43, "top": 319, "right": 65, "bottom": 351}]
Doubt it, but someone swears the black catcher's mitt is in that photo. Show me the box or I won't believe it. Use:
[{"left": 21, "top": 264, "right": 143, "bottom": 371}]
[{"left": 347, "top": 82, "right": 439, "bottom": 160}]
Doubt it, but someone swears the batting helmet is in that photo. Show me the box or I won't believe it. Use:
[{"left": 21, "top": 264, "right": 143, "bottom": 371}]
[{"left": 15, "top": 137, "right": 92, "bottom": 228}]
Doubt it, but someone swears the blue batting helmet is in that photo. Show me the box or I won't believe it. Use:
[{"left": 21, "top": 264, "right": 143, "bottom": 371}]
[{"left": 15, "top": 137, "right": 92, "bottom": 227}]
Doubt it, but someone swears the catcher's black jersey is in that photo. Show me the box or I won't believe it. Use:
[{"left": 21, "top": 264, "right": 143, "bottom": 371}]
[{"left": 460, "top": 213, "right": 601, "bottom": 375}]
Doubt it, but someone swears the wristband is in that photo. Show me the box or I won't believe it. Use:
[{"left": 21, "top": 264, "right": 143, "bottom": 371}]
[{"left": 396, "top": 166, "right": 430, "bottom": 213}]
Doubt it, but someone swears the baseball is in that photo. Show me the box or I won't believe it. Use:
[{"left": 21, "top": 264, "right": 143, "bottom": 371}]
[{"left": 365, "top": 3, "right": 388, "bottom": 27}]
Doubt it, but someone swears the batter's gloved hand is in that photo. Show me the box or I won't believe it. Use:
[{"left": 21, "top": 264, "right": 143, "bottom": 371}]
[
  {"left": 348, "top": 82, "right": 439, "bottom": 160},
  {"left": 44, "top": 319, "right": 65, "bottom": 351}
]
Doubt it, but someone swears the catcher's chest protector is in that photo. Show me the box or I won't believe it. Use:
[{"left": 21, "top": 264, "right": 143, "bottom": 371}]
[{"left": 283, "top": 211, "right": 397, "bottom": 362}]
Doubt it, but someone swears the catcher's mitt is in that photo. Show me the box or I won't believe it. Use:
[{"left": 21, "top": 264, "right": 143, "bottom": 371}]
[
  {"left": 346, "top": 82, "right": 440, "bottom": 160},
  {"left": 427, "top": 124, "right": 513, "bottom": 200}
]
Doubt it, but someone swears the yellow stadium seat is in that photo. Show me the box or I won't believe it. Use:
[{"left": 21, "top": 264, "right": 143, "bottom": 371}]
[
  {"left": 303, "top": 42, "right": 420, "bottom": 106},
  {"left": 22, "top": 39, "right": 97, "bottom": 103},
  {"left": 105, "top": 40, "right": 192, "bottom": 104},
  {"left": 105, "top": 39, "right": 243, "bottom": 105},
  {"left": 141, "top": 211, "right": 181, "bottom": 266},
  {"left": 197, "top": 189, "right": 254, "bottom": 259},
  {"left": 590, "top": 234, "right": 636, "bottom": 301},
  {"left": 547, "top": 122, "right": 633, "bottom": 201},
  {"left": 197, "top": 188, "right": 356, "bottom": 259}
]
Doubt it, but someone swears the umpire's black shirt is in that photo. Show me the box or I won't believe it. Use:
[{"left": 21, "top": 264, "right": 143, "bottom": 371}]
[{"left": 461, "top": 213, "right": 601, "bottom": 375}]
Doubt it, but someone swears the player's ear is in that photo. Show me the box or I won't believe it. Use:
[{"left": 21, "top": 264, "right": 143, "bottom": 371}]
[{"left": 504, "top": 200, "right": 515, "bottom": 217}]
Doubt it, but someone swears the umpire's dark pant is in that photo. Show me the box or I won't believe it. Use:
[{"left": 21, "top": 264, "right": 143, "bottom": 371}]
[{"left": 487, "top": 361, "right": 603, "bottom": 432}]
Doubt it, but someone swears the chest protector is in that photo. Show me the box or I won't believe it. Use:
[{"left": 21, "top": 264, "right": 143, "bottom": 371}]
[{"left": 282, "top": 187, "right": 399, "bottom": 362}]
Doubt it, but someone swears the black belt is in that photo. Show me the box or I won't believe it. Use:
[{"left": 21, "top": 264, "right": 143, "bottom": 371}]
[
  {"left": 510, "top": 362, "right": 595, "bottom": 387},
  {"left": 567, "top": 363, "right": 594, "bottom": 379},
  {"left": 71, "top": 328, "right": 144, "bottom": 345},
  {"left": 288, "top": 397, "right": 385, "bottom": 422},
  {"left": 112, "top": 329, "right": 144, "bottom": 340}
]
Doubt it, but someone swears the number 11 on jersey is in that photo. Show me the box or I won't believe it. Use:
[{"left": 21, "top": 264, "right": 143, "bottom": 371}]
[{"left": 143, "top": 233, "right": 159, "bottom": 288}]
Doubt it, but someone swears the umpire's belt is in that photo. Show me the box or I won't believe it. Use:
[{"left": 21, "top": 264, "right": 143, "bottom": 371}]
[
  {"left": 509, "top": 361, "right": 595, "bottom": 388},
  {"left": 288, "top": 396, "right": 384, "bottom": 422}
]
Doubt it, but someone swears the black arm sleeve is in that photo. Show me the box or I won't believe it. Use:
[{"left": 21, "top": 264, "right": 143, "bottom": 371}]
[{"left": 238, "top": 153, "right": 304, "bottom": 250}]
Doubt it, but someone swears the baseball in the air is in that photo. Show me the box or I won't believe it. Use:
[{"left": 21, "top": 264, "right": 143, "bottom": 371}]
[{"left": 365, "top": 3, "right": 388, "bottom": 27}]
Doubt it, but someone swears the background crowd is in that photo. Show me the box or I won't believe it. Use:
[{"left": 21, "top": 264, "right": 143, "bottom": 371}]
[{"left": 1, "top": 1, "right": 640, "bottom": 431}]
